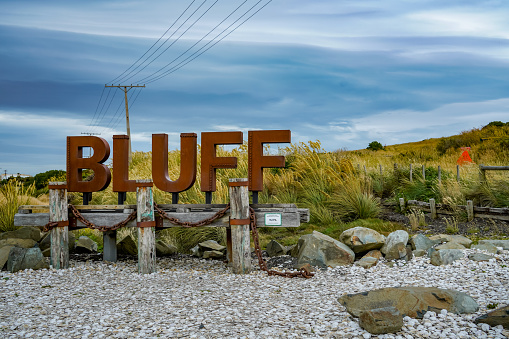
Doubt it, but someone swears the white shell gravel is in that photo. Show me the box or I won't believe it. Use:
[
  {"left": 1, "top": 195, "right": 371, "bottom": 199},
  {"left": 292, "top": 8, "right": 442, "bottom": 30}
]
[{"left": 1, "top": 248, "right": 508, "bottom": 338}]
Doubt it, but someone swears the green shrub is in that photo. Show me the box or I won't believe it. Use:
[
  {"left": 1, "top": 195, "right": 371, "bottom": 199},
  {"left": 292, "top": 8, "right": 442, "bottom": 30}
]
[{"left": 0, "top": 180, "right": 35, "bottom": 232}]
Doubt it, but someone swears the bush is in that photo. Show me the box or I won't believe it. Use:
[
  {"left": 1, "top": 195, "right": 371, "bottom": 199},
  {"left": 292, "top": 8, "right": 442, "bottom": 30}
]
[{"left": 367, "top": 141, "right": 384, "bottom": 151}]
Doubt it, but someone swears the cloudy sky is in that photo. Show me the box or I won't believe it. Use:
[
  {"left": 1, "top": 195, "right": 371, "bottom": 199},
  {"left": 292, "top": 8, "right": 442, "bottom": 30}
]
[{"left": 1, "top": 0, "right": 509, "bottom": 175}]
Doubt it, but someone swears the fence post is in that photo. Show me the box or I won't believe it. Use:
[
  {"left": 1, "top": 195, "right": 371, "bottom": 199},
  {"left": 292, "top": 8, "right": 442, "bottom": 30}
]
[
  {"left": 228, "top": 178, "right": 252, "bottom": 274},
  {"left": 363, "top": 165, "right": 367, "bottom": 176},
  {"left": 422, "top": 165, "right": 426, "bottom": 181},
  {"left": 479, "top": 165, "right": 486, "bottom": 184},
  {"left": 49, "top": 182, "right": 69, "bottom": 270},
  {"left": 429, "top": 198, "right": 437, "bottom": 219},
  {"left": 467, "top": 200, "right": 474, "bottom": 222},
  {"left": 438, "top": 166, "right": 441, "bottom": 184},
  {"left": 136, "top": 180, "right": 156, "bottom": 274},
  {"left": 399, "top": 198, "right": 406, "bottom": 213},
  {"left": 394, "top": 163, "right": 398, "bottom": 171},
  {"left": 103, "top": 230, "right": 117, "bottom": 262},
  {"left": 379, "top": 164, "right": 383, "bottom": 176},
  {"left": 409, "top": 164, "right": 413, "bottom": 182},
  {"left": 456, "top": 165, "right": 460, "bottom": 182}
]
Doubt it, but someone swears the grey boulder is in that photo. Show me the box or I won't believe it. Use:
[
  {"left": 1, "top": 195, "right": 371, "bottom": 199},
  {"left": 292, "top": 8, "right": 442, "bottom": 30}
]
[
  {"left": 430, "top": 249, "right": 464, "bottom": 266},
  {"left": 475, "top": 305, "right": 509, "bottom": 329},
  {"left": 339, "top": 286, "right": 479, "bottom": 319},
  {"left": 7, "top": 247, "right": 49, "bottom": 273},
  {"left": 409, "top": 234, "right": 435, "bottom": 251},
  {"left": 297, "top": 231, "right": 355, "bottom": 268},
  {"left": 0, "top": 226, "right": 41, "bottom": 242},
  {"left": 266, "top": 240, "right": 287, "bottom": 257},
  {"left": 339, "top": 227, "right": 385, "bottom": 253},
  {"left": 381, "top": 230, "right": 409, "bottom": 260}
]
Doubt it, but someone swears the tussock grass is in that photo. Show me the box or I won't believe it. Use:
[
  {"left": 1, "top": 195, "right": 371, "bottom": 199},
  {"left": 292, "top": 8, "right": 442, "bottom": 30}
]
[{"left": 0, "top": 180, "right": 38, "bottom": 232}]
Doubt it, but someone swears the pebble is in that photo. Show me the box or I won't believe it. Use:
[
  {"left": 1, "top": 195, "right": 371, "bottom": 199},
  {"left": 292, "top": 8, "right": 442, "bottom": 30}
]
[{"left": 0, "top": 249, "right": 508, "bottom": 338}]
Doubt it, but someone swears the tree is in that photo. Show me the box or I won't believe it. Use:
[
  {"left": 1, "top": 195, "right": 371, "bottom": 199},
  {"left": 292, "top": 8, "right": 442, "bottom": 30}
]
[{"left": 367, "top": 141, "right": 384, "bottom": 151}]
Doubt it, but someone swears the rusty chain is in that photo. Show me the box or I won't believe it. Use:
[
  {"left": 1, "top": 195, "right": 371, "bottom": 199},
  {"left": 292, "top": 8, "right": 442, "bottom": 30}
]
[
  {"left": 249, "top": 206, "right": 314, "bottom": 279},
  {"left": 43, "top": 204, "right": 137, "bottom": 232},
  {"left": 153, "top": 203, "right": 231, "bottom": 228}
]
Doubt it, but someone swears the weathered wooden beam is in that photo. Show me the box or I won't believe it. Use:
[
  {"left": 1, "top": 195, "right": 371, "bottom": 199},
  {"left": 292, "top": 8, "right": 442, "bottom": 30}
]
[
  {"left": 137, "top": 180, "right": 156, "bottom": 274},
  {"left": 467, "top": 200, "right": 474, "bottom": 222},
  {"left": 429, "top": 198, "right": 437, "bottom": 219},
  {"left": 228, "top": 178, "right": 251, "bottom": 274},
  {"left": 49, "top": 182, "right": 69, "bottom": 270},
  {"left": 103, "top": 230, "right": 117, "bottom": 262}
]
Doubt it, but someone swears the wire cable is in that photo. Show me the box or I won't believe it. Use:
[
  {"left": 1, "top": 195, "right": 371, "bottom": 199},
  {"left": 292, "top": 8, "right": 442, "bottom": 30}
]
[
  {"left": 144, "top": 0, "right": 272, "bottom": 84},
  {"left": 109, "top": 0, "right": 198, "bottom": 84},
  {"left": 118, "top": 0, "right": 218, "bottom": 84},
  {"left": 86, "top": 86, "right": 106, "bottom": 133},
  {"left": 136, "top": 0, "right": 249, "bottom": 83}
]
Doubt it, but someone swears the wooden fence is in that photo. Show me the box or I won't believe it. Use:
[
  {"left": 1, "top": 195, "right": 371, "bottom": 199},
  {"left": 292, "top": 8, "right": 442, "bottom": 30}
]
[
  {"left": 357, "top": 163, "right": 509, "bottom": 185},
  {"left": 14, "top": 179, "right": 309, "bottom": 274},
  {"left": 392, "top": 198, "right": 509, "bottom": 222}
]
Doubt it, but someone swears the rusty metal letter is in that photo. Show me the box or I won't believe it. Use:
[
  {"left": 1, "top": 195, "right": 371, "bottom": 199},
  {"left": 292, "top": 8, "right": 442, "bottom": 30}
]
[
  {"left": 200, "top": 131, "right": 243, "bottom": 192},
  {"left": 112, "top": 135, "right": 136, "bottom": 192},
  {"left": 67, "top": 136, "right": 111, "bottom": 192},
  {"left": 152, "top": 133, "right": 197, "bottom": 193},
  {"left": 248, "top": 130, "right": 291, "bottom": 191}
]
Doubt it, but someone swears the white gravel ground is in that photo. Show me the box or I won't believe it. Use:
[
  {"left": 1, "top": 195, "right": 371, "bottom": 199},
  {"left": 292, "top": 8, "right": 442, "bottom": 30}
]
[{"left": 1, "top": 248, "right": 508, "bottom": 339}]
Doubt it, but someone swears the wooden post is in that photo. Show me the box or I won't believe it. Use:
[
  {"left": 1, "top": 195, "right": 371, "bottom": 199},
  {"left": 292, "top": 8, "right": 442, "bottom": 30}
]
[
  {"left": 228, "top": 178, "right": 252, "bottom": 274},
  {"left": 363, "top": 165, "right": 367, "bottom": 176},
  {"left": 136, "top": 180, "right": 156, "bottom": 274},
  {"left": 103, "top": 230, "right": 117, "bottom": 262},
  {"left": 422, "top": 165, "right": 426, "bottom": 181},
  {"left": 394, "top": 163, "right": 398, "bottom": 171},
  {"left": 49, "top": 181, "right": 69, "bottom": 269},
  {"left": 379, "top": 164, "right": 383, "bottom": 176},
  {"left": 357, "top": 164, "right": 361, "bottom": 173},
  {"left": 467, "top": 200, "right": 474, "bottom": 222},
  {"left": 399, "top": 198, "right": 405, "bottom": 213},
  {"left": 456, "top": 165, "right": 460, "bottom": 182},
  {"left": 438, "top": 165, "right": 441, "bottom": 184},
  {"left": 409, "top": 164, "right": 413, "bottom": 182},
  {"left": 479, "top": 165, "right": 486, "bottom": 184},
  {"left": 429, "top": 198, "right": 437, "bottom": 219}
]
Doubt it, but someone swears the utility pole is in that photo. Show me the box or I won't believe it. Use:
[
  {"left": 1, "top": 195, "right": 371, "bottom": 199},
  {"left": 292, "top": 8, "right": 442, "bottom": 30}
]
[
  {"left": 81, "top": 132, "right": 101, "bottom": 157},
  {"left": 105, "top": 84, "right": 145, "bottom": 163}
]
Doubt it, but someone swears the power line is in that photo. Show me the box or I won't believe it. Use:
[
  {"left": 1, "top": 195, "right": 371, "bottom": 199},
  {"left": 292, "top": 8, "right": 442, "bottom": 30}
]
[
  {"left": 109, "top": 0, "right": 199, "bottom": 84},
  {"left": 143, "top": 0, "right": 272, "bottom": 84},
  {"left": 136, "top": 0, "right": 250, "bottom": 83},
  {"left": 86, "top": 86, "right": 106, "bottom": 133},
  {"left": 117, "top": 0, "right": 218, "bottom": 84}
]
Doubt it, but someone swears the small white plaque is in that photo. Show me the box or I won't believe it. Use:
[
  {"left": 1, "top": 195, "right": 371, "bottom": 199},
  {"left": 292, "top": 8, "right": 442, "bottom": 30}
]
[{"left": 265, "top": 213, "right": 282, "bottom": 226}]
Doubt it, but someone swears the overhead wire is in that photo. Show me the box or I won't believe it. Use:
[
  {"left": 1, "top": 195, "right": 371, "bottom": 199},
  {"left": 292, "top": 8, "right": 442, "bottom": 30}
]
[
  {"left": 142, "top": 0, "right": 272, "bottom": 84},
  {"left": 135, "top": 0, "right": 250, "bottom": 83},
  {"left": 86, "top": 86, "right": 106, "bottom": 133},
  {"left": 109, "top": 0, "right": 198, "bottom": 84},
  {"left": 118, "top": 0, "right": 218, "bottom": 84},
  {"left": 88, "top": 88, "right": 116, "bottom": 132}
]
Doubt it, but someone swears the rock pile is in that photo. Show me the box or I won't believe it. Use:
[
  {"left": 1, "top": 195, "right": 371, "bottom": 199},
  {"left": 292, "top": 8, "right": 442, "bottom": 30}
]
[{"left": 264, "top": 227, "right": 509, "bottom": 334}]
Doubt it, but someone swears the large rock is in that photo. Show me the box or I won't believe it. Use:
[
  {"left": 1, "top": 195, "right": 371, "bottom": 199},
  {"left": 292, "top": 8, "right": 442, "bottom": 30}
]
[
  {"left": 429, "top": 234, "right": 472, "bottom": 248},
  {"left": 0, "top": 227, "right": 41, "bottom": 242},
  {"left": 339, "top": 227, "right": 386, "bottom": 253},
  {"left": 117, "top": 234, "right": 137, "bottom": 255},
  {"left": 355, "top": 250, "right": 382, "bottom": 269},
  {"left": 475, "top": 305, "right": 509, "bottom": 329},
  {"left": 359, "top": 307, "right": 403, "bottom": 334},
  {"left": 435, "top": 242, "right": 466, "bottom": 250},
  {"left": 410, "top": 234, "right": 435, "bottom": 251},
  {"left": 381, "top": 230, "right": 409, "bottom": 260},
  {"left": 479, "top": 240, "right": 509, "bottom": 250},
  {"left": 339, "top": 286, "right": 479, "bottom": 319},
  {"left": 40, "top": 232, "right": 75, "bottom": 252},
  {"left": 468, "top": 253, "right": 495, "bottom": 262},
  {"left": 0, "top": 245, "right": 15, "bottom": 270},
  {"left": 430, "top": 249, "right": 464, "bottom": 266},
  {"left": 0, "top": 238, "right": 37, "bottom": 249},
  {"left": 266, "top": 240, "right": 287, "bottom": 257},
  {"left": 198, "top": 240, "right": 226, "bottom": 253},
  {"left": 297, "top": 231, "right": 355, "bottom": 268},
  {"left": 75, "top": 236, "right": 98, "bottom": 253},
  {"left": 471, "top": 243, "right": 498, "bottom": 254},
  {"left": 155, "top": 240, "right": 177, "bottom": 256},
  {"left": 6, "top": 247, "right": 49, "bottom": 273}
]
